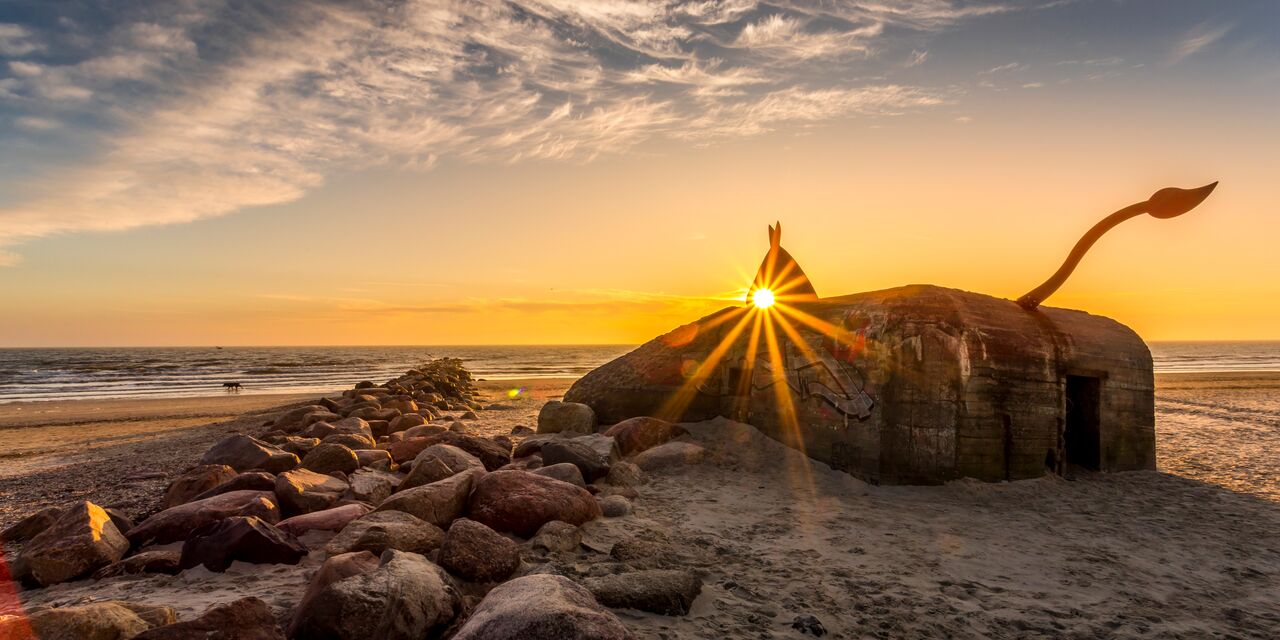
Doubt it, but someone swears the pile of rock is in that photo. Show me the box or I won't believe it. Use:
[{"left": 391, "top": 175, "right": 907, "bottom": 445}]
[{"left": 0, "top": 359, "right": 710, "bottom": 639}]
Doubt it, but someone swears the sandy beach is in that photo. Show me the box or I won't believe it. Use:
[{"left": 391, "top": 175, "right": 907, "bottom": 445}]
[{"left": 2, "top": 372, "right": 1278, "bottom": 638}]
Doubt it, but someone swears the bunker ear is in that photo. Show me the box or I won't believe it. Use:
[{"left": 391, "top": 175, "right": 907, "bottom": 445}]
[{"left": 769, "top": 221, "right": 781, "bottom": 248}]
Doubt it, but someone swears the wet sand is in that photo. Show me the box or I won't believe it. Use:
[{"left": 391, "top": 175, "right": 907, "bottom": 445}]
[{"left": 3, "top": 373, "right": 1279, "bottom": 638}]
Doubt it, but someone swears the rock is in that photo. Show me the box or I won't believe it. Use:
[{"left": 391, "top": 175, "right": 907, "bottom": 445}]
[
  {"left": 542, "top": 440, "right": 611, "bottom": 482},
  {"left": 329, "top": 416, "right": 374, "bottom": 437},
  {"left": 631, "top": 441, "right": 706, "bottom": 471},
  {"left": 583, "top": 570, "right": 702, "bottom": 615},
  {"left": 274, "top": 404, "right": 330, "bottom": 429},
  {"left": 164, "top": 465, "right": 240, "bottom": 508},
  {"left": 92, "top": 550, "right": 183, "bottom": 579},
  {"left": 513, "top": 434, "right": 559, "bottom": 458},
  {"left": 450, "top": 574, "right": 632, "bottom": 640},
  {"left": 324, "top": 510, "right": 444, "bottom": 557},
  {"left": 461, "top": 410, "right": 478, "bottom": 420},
  {"left": 301, "top": 421, "right": 337, "bottom": 440},
  {"left": 134, "top": 597, "right": 284, "bottom": 640},
  {"left": 2, "top": 505, "right": 61, "bottom": 543},
  {"left": 178, "top": 516, "right": 308, "bottom": 572},
  {"left": 20, "top": 501, "right": 129, "bottom": 585},
  {"left": 322, "top": 432, "right": 376, "bottom": 450},
  {"left": 5, "top": 601, "right": 176, "bottom": 640},
  {"left": 354, "top": 448, "right": 393, "bottom": 469},
  {"left": 384, "top": 398, "right": 418, "bottom": 414},
  {"left": 403, "top": 423, "right": 448, "bottom": 440},
  {"left": 438, "top": 518, "right": 520, "bottom": 583},
  {"left": 375, "top": 468, "right": 480, "bottom": 528},
  {"left": 528, "top": 520, "right": 581, "bottom": 553},
  {"left": 277, "top": 503, "right": 372, "bottom": 537},
  {"left": 511, "top": 425, "right": 534, "bottom": 435},
  {"left": 280, "top": 437, "right": 321, "bottom": 457},
  {"left": 126, "top": 490, "right": 280, "bottom": 546},
  {"left": 792, "top": 614, "right": 828, "bottom": 636},
  {"left": 381, "top": 437, "right": 437, "bottom": 464},
  {"left": 346, "top": 468, "right": 400, "bottom": 505},
  {"left": 468, "top": 470, "right": 601, "bottom": 538},
  {"left": 425, "top": 431, "right": 510, "bottom": 471},
  {"left": 302, "top": 443, "right": 360, "bottom": 475},
  {"left": 448, "top": 420, "right": 468, "bottom": 433},
  {"left": 192, "top": 471, "right": 276, "bottom": 501},
  {"left": 603, "top": 417, "right": 687, "bottom": 456},
  {"left": 289, "top": 550, "right": 461, "bottom": 640},
  {"left": 608, "top": 537, "right": 668, "bottom": 562},
  {"left": 399, "top": 444, "right": 485, "bottom": 491},
  {"left": 501, "top": 455, "right": 543, "bottom": 471},
  {"left": 289, "top": 551, "right": 380, "bottom": 636},
  {"left": 104, "top": 508, "right": 135, "bottom": 536},
  {"left": 274, "top": 468, "right": 349, "bottom": 515},
  {"left": 532, "top": 462, "right": 587, "bottom": 488},
  {"left": 598, "top": 495, "right": 632, "bottom": 517},
  {"left": 605, "top": 461, "right": 644, "bottom": 487},
  {"left": 389, "top": 413, "right": 427, "bottom": 433},
  {"left": 599, "top": 485, "right": 640, "bottom": 500},
  {"left": 536, "top": 400, "right": 596, "bottom": 435},
  {"left": 201, "top": 435, "right": 299, "bottom": 473}
]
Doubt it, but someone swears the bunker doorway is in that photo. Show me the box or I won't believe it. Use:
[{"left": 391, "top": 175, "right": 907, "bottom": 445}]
[{"left": 1064, "top": 375, "right": 1101, "bottom": 471}]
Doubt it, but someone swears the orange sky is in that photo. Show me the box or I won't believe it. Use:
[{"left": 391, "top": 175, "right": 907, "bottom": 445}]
[{"left": 0, "top": 1, "right": 1276, "bottom": 346}]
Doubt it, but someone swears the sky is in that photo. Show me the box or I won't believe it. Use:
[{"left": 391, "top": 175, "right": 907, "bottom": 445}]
[{"left": 0, "top": 0, "right": 1276, "bottom": 346}]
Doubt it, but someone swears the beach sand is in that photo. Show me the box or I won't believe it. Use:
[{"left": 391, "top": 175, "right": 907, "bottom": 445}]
[{"left": 3, "top": 373, "right": 1278, "bottom": 638}]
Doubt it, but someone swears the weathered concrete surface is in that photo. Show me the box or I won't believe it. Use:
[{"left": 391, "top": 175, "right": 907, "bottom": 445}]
[{"left": 565, "top": 284, "right": 1154, "bottom": 484}]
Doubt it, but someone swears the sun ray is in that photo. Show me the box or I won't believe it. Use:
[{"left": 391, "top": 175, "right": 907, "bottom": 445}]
[
  {"left": 656, "top": 307, "right": 754, "bottom": 421},
  {"left": 760, "top": 308, "right": 818, "bottom": 500}
]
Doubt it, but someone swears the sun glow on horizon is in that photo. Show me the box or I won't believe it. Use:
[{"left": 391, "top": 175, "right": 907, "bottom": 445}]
[{"left": 752, "top": 288, "right": 776, "bottom": 309}]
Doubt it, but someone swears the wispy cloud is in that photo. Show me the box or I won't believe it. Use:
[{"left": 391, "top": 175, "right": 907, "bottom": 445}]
[
  {"left": 1169, "top": 22, "right": 1233, "bottom": 65},
  {"left": 0, "top": 1, "right": 1053, "bottom": 264}
]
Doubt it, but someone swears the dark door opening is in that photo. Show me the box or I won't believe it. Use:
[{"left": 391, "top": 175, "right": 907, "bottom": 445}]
[{"left": 1064, "top": 375, "right": 1101, "bottom": 471}]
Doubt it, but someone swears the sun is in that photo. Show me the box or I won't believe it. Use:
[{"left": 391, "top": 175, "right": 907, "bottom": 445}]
[{"left": 752, "top": 288, "right": 776, "bottom": 309}]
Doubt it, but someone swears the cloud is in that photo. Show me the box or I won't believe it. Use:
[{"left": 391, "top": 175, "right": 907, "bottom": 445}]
[
  {"left": 0, "top": 0, "right": 1045, "bottom": 263},
  {"left": 905, "top": 49, "right": 929, "bottom": 67},
  {"left": 1169, "top": 22, "right": 1232, "bottom": 65}
]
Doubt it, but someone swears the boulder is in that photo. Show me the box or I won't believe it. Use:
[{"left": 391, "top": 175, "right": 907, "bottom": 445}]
[
  {"left": 92, "top": 549, "right": 183, "bottom": 579},
  {"left": 277, "top": 503, "right": 372, "bottom": 537},
  {"left": 438, "top": 518, "right": 520, "bottom": 583},
  {"left": 192, "top": 471, "right": 276, "bottom": 502},
  {"left": 289, "top": 552, "right": 381, "bottom": 636},
  {"left": 126, "top": 490, "right": 280, "bottom": 546},
  {"left": 583, "top": 570, "right": 702, "bottom": 616},
  {"left": 322, "top": 432, "right": 376, "bottom": 450},
  {"left": 598, "top": 495, "right": 632, "bottom": 517},
  {"left": 421, "top": 431, "right": 511, "bottom": 471},
  {"left": 467, "top": 471, "right": 601, "bottom": 538},
  {"left": 274, "top": 469, "right": 349, "bottom": 515},
  {"left": 501, "top": 455, "right": 543, "bottom": 471},
  {"left": 384, "top": 398, "right": 418, "bottom": 414},
  {"left": 542, "top": 440, "right": 611, "bottom": 482},
  {"left": 289, "top": 550, "right": 461, "bottom": 640},
  {"left": 513, "top": 434, "right": 559, "bottom": 458},
  {"left": 347, "top": 468, "right": 400, "bottom": 505},
  {"left": 178, "top": 516, "right": 308, "bottom": 572},
  {"left": 603, "top": 417, "right": 686, "bottom": 456},
  {"left": 2, "top": 505, "right": 61, "bottom": 543},
  {"left": 5, "top": 601, "right": 176, "bottom": 640},
  {"left": 403, "top": 423, "right": 448, "bottom": 440},
  {"left": 450, "top": 574, "right": 632, "bottom": 640},
  {"left": 375, "top": 467, "right": 480, "bottom": 528},
  {"left": 274, "top": 404, "right": 330, "bottom": 429},
  {"left": 354, "top": 449, "right": 393, "bottom": 469},
  {"left": 528, "top": 520, "right": 582, "bottom": 553},
  {"left": 324, "top": 510, "right": 444, "bottom": 557},
  {"left": 605, "top": 461, "right": 644, "bottom": 487},
  {"left": 632, "top": 442, "right": 706, "bottom": 471},
  {"left": 532, "top": 462, "right": 587, "bottom": 488},
  {"left": 134, "top": 597, "right": 284, "bottom": 640},
  {"left": 163, "top": 465, "right": 239, "bottom": 508},
  {"left": 329, "top": 416, "right": 374, "bottom": 437},
  {"left": 536, "top": 401, "right": 596, "bottom": 435},
  {"left": 301, "top": 421, "right": 337, "bottom": 440},
  {"left": 20, "top": 501, "right": 130, "bottom": 586},
  {"left": 388, "top": 413, "right": 427, "bottom": 433},
  {"left": 301, "top": 443, "right": 360, "bottom": 475},
  {"left": 201, "top": 435, "right": 299, "bottom": 473},
  {"left": 280, "top": 437, "right": 321, "bottom": 457},
  {"left": 381, "top": 437, "right": 436, "bottom": 464},
  {"left": 398, "top": 444, "right": 484, "bottom": 491}
]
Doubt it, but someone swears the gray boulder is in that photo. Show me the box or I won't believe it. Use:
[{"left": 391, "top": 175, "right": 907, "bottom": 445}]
[
  {"left": 289, "top": 550, "right": 461, "bottom": 640},
  {"left": 325, "top": 510, "right": 444, "bottom": 557},
  {"left": 274, "top": 468, "right": 349, "bottom": 515},
  {"left": 583, "top": 569, "right": 702, "bottom": 615},
  {"left": 302, "top": 443, "right": 360, "bottom": 475},
  {"left": 536, "top": 401, "right": 596, "bottom": 435},
  {"left": 163, "top": 465, "right": 239, "bottom": 508},
  {"left": 438, "top": 518, "right": 520, "bottom": 583},
  {"left": 375, "top": 467, "right": 481, "bottom": 528},
  {"left": 532, "top": 462, "right": 587, "bottom": 488},
  {"left": 346, "top": 468, "right": 400, "bottom": 505},
  {"left": 450, "top": 574, "right": 633, "bottom": 640},
  {"left": 399, "top": 444, "right": 484, "bottom": 491},
  {"left": 200, "top": 435, "right": 299, "bottom": 473},
  {"left": 631, "top": 441, "right": 706, "bottom": 471},
  {"left": 126, "top": 490, "right": 280, "bottom": 547},
  {"left": 20, "top": 501, "right": 130, "bottom": 586}
]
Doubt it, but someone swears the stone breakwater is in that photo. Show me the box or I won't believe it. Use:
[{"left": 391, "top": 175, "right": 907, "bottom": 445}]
[{"left": 0, "top": 358, "right": 708, "bottom": 639}]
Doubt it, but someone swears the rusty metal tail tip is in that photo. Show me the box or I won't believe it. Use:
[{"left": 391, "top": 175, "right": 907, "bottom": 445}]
[{"left": 1017, "top": 181, "right": 1219, "bottom": 311}]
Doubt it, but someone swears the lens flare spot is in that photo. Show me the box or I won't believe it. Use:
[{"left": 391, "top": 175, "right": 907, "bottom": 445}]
[
  {"left": 506, "top": 388, "right": 524, "bottom": 398},
  {"left": 753, "top": 288, "right": 776, "bottom": 309}
]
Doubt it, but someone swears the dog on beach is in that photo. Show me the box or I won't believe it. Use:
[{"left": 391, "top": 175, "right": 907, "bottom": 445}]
[{"left": 222, "top": 382, "right": 243, "bottom": 392}]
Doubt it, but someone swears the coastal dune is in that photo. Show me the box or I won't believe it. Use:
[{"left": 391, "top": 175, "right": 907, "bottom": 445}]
[{"left": 1, "top": 373, "right": 1278, "bottom": 638}]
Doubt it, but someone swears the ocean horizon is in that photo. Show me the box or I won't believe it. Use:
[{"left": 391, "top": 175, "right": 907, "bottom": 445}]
[{"left": 1, "top": 341, "right": 1278, "bottom": 403}]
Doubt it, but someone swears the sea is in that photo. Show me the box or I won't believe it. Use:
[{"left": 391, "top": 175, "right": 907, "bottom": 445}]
[{"left": 0, "top": 342, "right": 1277, "bottom": 403}]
